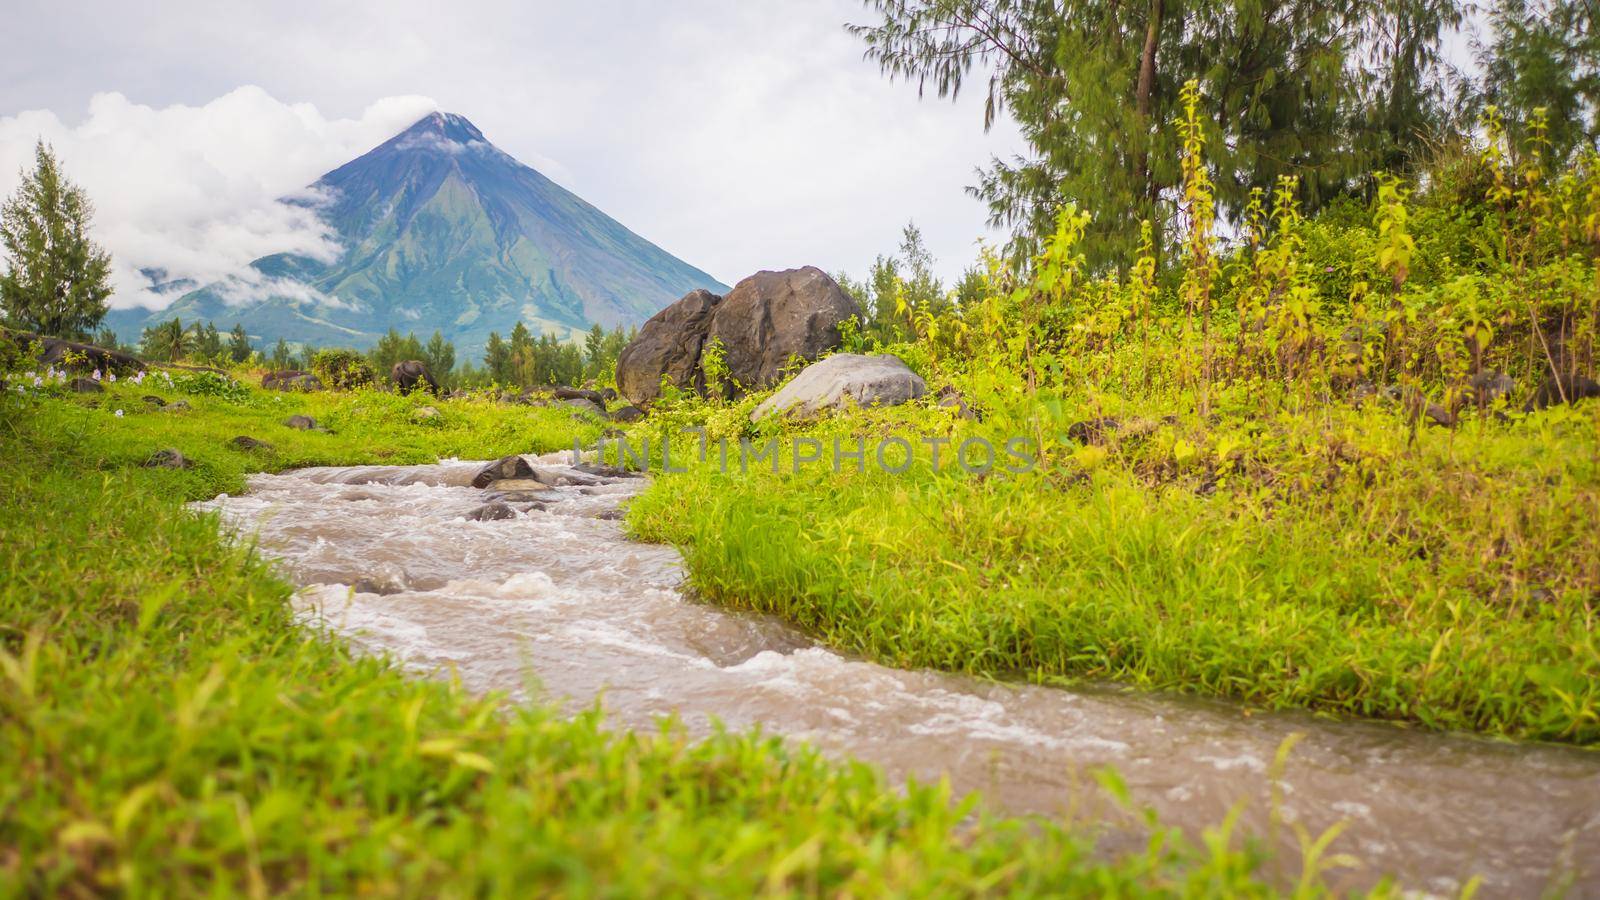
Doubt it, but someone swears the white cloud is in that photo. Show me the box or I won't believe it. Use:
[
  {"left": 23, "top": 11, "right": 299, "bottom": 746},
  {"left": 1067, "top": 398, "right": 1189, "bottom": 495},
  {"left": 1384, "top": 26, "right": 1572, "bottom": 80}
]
[
  {"left": 0, "top": 87, "right": 437, "bottom": 310},
  {"left": 0, "top": 0, "right": 1031, "bottom": 311}
]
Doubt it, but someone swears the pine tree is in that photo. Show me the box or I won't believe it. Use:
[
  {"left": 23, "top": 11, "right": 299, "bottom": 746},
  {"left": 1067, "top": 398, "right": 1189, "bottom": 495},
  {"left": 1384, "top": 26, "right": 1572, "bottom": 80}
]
[
  {"left": 227, "top": 324, "right": 252, "bottom": 363},
  {"left": 1472, "top": 0, "right": 1599, "bottom": 162},
  {"left": 271, "top": 338, "right": 294, "bottom": 370},
  {"left": 195, "top": 321, "right": 223, "bottom": 361},
  {"left": 424, "top": 330, "right": 455, "bottom": 383},
  {"left": 0, "top": 141, "right": 114, "bottom": 337},
  {"left": 483, "top": 332, "right": 512, "bottom": 385}
]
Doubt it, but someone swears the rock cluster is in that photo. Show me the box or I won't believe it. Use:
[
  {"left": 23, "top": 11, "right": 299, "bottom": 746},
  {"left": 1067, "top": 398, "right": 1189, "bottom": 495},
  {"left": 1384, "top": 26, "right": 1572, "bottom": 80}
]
[{"left": 616, "top": 267, "right": 861, "bottom": 405}]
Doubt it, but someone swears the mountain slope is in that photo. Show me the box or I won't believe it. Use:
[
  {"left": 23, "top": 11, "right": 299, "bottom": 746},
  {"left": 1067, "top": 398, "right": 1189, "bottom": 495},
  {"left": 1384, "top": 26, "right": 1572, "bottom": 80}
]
[{"left": 107, "top": 113, "right": 726, "bottom": 353}]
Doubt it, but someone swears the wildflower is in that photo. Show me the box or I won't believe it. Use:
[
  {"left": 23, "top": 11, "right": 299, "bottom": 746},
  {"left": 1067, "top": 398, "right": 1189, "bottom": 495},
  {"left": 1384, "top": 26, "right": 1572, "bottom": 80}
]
[
  {"left": 108, "top": 371, "right": 117, "bottom": 382},
  {"left": 114, "top": 409, "right": 124, "bottom": 417},
  {"left": 92, "top": 369, "right": 102, "bottom": 381},
  {"left": 32, "top": 376, "right": 42, "bottom": 388}
]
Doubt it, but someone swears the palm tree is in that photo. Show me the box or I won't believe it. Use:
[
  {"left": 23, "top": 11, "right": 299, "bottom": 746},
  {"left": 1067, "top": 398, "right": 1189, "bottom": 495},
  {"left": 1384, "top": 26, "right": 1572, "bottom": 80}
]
[{"left": 140, "top": 317, "right": 191, "bottom": 362}]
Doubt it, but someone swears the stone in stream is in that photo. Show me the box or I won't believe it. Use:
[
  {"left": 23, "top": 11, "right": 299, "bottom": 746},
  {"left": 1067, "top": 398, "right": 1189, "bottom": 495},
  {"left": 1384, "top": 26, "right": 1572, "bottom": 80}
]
[
  {"left": 573, "top": 462, "right": 638, "bottom": 479},
  {"left": 471, "top": 455, "right": 534, "bottom": 488},
  {"left": 143, "top": 448, "right": 192, "bottom": 469},
  {"left": 465, "top": 501, "right": 518, "bottom": 521},
  {"left": 751, "top": 353, "right": 926, "bottom": 422}
]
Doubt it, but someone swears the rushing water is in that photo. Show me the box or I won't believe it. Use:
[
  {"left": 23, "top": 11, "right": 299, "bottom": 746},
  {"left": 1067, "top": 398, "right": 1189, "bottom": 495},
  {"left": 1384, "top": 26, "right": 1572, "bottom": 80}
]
[{"left": 197, "top": 454, "right": 1600, "bottom": 897}]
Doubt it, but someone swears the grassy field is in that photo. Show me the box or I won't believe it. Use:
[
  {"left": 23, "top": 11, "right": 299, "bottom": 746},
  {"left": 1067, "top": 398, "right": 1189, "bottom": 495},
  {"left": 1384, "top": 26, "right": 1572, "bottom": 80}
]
[
  {"left": 628, "top": 389, "right": 1600, "bottom": 745},
  {"left": 0, "top": 376, "right": 1325, "bottom": 896}
]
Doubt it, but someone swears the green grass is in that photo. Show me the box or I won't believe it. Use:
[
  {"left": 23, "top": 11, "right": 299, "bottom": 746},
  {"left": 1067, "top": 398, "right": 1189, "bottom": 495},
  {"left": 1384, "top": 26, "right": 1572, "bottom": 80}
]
[
  {"left": 0, "top": 382, "right": 1319, "bottom": 897},
  {"left": 627, "top": 386, "right": 1600, "bottom": 745}
]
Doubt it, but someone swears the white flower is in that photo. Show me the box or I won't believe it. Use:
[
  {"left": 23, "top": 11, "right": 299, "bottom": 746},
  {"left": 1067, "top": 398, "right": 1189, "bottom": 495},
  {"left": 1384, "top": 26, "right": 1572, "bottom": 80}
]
[
  {"left": 92, "top": 369, "right": 102, "bottom": 381},
  {"left": 32, "top": 376, "right": 42, "bottom": 388},
  {"left": 114, "top": 409, "right": 124, "bottom": 417},
  {"left": 108, "top": 372, "right": 117, "bottom": 382}
]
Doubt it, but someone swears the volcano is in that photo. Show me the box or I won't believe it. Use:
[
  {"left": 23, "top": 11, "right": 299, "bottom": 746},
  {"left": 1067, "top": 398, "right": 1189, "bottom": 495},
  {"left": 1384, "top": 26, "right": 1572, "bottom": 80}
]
[{"left": 106, "top": 112, "right": 727, "bottom": 352}]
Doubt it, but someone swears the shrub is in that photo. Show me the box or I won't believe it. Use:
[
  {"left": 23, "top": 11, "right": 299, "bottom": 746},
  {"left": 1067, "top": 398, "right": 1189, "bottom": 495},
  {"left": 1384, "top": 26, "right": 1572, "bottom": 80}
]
[{"left": 310, "top": 348, "right": 376, "bottom": 390}]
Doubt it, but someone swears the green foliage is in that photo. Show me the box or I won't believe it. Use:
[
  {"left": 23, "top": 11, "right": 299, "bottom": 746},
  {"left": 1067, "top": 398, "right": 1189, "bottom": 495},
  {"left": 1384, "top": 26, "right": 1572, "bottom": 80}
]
[
  {"left": 0, "top": 141, "right": 114, "bottom": 338},
  {"left": 628, "top": 116, "right": 1600, "bottom": 746},
  {"left": 851, "top": 0, "right": 1465, "bottom": 268},
  {"left": 309, "top": 348, "right": 376, "bottom": 391},
  {"left": 0, "top": 381, "right": 1313, "bottom": 896},
  {"left": 1471, "top": 0, "right": 1599, "bottom": 164},
  {"left": 226, "top": 324, "right": 251, "bottom": 364}
]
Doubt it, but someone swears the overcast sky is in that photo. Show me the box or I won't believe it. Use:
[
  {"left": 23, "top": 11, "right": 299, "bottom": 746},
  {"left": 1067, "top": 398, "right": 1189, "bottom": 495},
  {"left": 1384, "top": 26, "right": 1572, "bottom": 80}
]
[{"left": 0, "top": 0, "right": 1028, "bottom": 311}]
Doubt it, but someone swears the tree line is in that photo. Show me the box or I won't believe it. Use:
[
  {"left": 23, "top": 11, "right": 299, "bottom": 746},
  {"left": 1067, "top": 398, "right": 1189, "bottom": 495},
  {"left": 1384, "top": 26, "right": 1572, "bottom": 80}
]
[{"left": 851, "top": 0, "right": 1599, "bottom": 269}]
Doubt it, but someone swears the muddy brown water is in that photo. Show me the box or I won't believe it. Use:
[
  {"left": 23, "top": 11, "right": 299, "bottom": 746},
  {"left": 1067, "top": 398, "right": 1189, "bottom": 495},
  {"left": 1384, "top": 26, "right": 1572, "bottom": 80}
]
[{"left": 196, "top": 454, "right": 1600, "bottom": 897}]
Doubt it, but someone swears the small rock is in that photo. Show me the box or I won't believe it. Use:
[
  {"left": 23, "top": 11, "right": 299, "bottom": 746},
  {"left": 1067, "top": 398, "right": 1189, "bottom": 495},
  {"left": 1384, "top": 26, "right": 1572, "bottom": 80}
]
[
  {"left": 284, "top": 414, "right": 317, "bottom": 430},
  {"left": 609, "top": 405, "right": 645, "bottom": 423},
  {"left": 1469, "top": 370, "right": 1514, "bottom": 407},
  {"left": 411, "top": 406, "right": 440, "bottom": 421},
  {"left": 599, "top": 387, "right": 618, "bottom": 404},
  {"left": 472, "top": 455, "right": 534, "bottom": 489},
  {"left": 563, "top": 397, "right": 606, "bottom": 417},
  {"left": 68, "top": 377, "right": 103, "bottom": 393},
  {"left": 143, "top": 448, "right": 191, "bottom": 469},
  {"left": 936, "top": 386, "right": 979, "bottom": 421},
  {"left": 466, "top": 502, "right": 517, "bottom": 521},
  {"left": 1525, "top": 373, "right": 1600, "bottom": 411},
  {"left": 231, "top": 436, "right": 272, "bottom": 451},
  {"left": 554, "top": 386, "right": 608, "bottom": 409},
  {"left": 1066, "top": 418, "right": 1120, "bottom": 445},
  {"left": 165, "top": 400, "right": 191, "bottom": 412},
  {"left": 573, "top": 463, "right": 638, "bottom": 479},
  {"left": 142, "top": 394, "right": 167, "bottom": 407}
]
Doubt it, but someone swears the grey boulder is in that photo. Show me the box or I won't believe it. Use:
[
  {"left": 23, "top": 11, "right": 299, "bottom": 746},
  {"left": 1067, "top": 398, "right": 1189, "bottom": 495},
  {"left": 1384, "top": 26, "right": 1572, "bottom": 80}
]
[
  {"left": 707, "top": 267, "right": 861, "bottom": 395},
  {"left": 751, "top": 353, "right": 925, "bottom": 421}
]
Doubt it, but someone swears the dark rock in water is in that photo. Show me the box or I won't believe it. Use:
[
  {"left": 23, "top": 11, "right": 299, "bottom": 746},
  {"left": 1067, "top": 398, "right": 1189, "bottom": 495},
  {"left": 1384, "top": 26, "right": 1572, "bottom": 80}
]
[
  {"left": 530, "top": 467, "right": 604, "bottom": 487},
  {"left": 391, "top": 359, "right": 438, "bottom": 395},
  {"left": 472, "top": 455, "right": 534, "bottom": 489},
  {"left": 143, "top": 448, "right": 191, "bottom": 469},
  {"left": 486, "top": 490, "right": 557, "bottom": 504},
  {"left": 284, "top": 414, "right": 317, "bottom": 430},
  {"left": 609, "top": 404, "right": 645, "bottom": 423},
  {"left": 616, "top": 287, "right": 722, "bottom": 404},
  {"left": 573, "top": 462, "right": 638, "bottom": 479},
  {"left": 595, "top": 507, "right": 625, "bottom": 521},
  {"left": 1067, "top": 418, "right": 1120, "bottom": 445},
  {"left": 142, "top": 394, "right": 167, "bottom": 407},
  {"left": 231, "top": 435, "right": 272, "bottom": 451},
  {"left": 1525, "top": 373, "right": 1600, "bottom": 411},
  {"left": 466, "top": 501, "right": 517, "bottom": 521},
  {"left": 349, "top": 577, "right": 406, "bottom": 596},
  {"left": 706, "top": 267, "right": 860, "bottom": 395},
  {"left": 261, "top": 370, "right": 323, "bottom": 392},
  {"left": 68, "top": 376, "right": 103, "bottom": 393}
]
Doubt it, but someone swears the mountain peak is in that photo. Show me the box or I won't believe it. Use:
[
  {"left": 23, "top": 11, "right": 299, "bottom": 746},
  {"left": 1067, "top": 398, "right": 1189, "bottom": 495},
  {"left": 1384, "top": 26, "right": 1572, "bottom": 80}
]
[{"left": 397, "top": 111, "right": 487, "bottom": 147}]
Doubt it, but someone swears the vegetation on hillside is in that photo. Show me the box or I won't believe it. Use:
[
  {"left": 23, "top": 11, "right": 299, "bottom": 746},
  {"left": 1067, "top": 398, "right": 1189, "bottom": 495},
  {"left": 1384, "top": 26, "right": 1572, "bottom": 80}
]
[
  {"left": 0, "top": 370, "right": 1337, "bottom": 896},
  {"left": 630, "top": 98, "right": 1600, "bottom": 745}
]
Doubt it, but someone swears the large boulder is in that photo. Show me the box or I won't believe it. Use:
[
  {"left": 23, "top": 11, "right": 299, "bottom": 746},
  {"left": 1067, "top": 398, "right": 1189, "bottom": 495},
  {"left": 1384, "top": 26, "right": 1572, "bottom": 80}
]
[
  {"left": 751, "top": 353, "right": 926, "bottom": 421},
  {"left": 391, "top": 360, "right": 438, "bottom": 395},
  {"left": 13, "top": 332, "right": 146, "bottom": 374},
  {"left": 614, "top": 268, "right": 861, "bottom": 405},
  {"left": 706, "top": 267, "right": 861, "bottom": 395},
  {"left": 262, "top": 370, "right": 324, "bottom": 392},
  {"left": 616, "top": 288, "right": 721, "bottom": 404}
]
